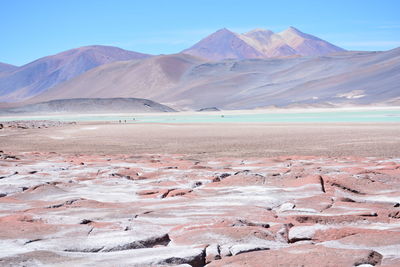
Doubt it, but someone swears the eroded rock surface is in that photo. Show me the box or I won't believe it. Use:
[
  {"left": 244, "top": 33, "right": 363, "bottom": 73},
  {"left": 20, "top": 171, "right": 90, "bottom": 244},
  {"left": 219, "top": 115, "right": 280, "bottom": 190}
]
[
  {"left": 1, "top": 151, "right": 399, "bottom": 266},
  {"left": 0, "top": 120, "right": 75, "bottom": 129}
]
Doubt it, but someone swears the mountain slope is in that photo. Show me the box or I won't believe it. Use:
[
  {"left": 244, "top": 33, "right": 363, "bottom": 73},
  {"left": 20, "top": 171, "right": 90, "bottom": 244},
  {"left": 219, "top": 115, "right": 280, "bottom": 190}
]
[
  {"left": 181, "top": 28, "right": 265, "bottom": 61},
  {"left": 241, "top": 29, "right": 297, "bottom": 57},
  {"left": 278, "top": 26, "right": 345, "bottom": 56},
  {"left": 28, "top": 48, "right": 400, "bottom": 109},
  {"left": 0, "top": 62, "right": 17, "bottom": 73},
  {"left": 29, "top": 53, "right": 204, "bottom": 105},
  {"left": 182, "top": 27, "right": 345, "bottom": 60},
  {"left": 0, "top": 45, "right": 151, "bottom": 102},
  {"left": 167, "top": 49, "right": 399, "bottom": 109}
]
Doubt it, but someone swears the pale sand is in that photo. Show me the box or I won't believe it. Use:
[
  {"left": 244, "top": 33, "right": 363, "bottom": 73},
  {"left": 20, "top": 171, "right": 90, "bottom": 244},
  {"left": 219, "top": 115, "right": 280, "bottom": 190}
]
[{"left": 1, "top": 122, "right": 400, "bottom": 157}]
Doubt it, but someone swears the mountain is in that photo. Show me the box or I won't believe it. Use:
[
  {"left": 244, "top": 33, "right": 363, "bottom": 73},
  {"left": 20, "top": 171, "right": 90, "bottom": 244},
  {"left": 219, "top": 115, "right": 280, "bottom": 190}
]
[
  {"left": 0, "top": 27, "right": 346, "bottom": 104},
  {"left": 181, "top": 28, "right": 264, "bottom": 61},
  {"left": 27, "top": 47, "right": 400, "bottom": 110},
  {"left": 0, "top": 62, "right": 17, "bottom": 73},
  {"left": 0, "top": 98, "right": 175, "bottom": 114},
  {"left": 278, "top": 26, "right": 345, "bottom": 56},
  {"left": 241, "top": 29, "right": 297, "bottom": 57},
  {"left": 182, "top": 27, "right": 345, "bottom": 60},
  {"left": 0, "top": 45, "right": 151, "bottom": 102},
  {"left": 29, "top": 53, "right": 204, "bottom": 105}
]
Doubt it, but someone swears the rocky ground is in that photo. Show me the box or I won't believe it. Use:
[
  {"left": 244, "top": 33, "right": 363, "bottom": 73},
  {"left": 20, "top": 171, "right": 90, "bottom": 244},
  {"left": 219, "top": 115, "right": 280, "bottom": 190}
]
[
  {"left": 0, "top": 120, "right": 75, "bottom": 130},
  {"left": 1, "top": 151, "right": 400, "bottom": 266}
]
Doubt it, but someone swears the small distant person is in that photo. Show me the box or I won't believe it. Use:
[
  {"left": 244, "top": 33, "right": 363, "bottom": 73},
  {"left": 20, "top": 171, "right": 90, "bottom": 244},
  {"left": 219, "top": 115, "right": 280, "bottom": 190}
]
[
  {"left": 124, "top": 120, "right": 127, "bottom": 123},
  {"left": 119, "top": 120, "right": 121, "bottom": 123}
]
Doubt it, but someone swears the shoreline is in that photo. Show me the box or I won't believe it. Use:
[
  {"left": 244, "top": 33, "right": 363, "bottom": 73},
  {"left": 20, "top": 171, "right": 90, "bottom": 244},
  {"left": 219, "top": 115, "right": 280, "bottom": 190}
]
[{"left": 1, "top": 105, "right": 400, "bottom": 121}]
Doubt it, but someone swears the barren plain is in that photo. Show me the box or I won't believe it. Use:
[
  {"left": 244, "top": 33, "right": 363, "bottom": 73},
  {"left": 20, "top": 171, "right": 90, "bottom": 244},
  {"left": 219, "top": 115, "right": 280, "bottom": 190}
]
[{"left": 0, "top": 121, "right": 400, "bottom": 266}]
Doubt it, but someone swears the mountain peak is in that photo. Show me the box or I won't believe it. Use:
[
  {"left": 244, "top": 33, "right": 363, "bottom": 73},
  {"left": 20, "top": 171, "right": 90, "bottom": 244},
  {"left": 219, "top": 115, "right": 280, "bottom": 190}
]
[
  {"left": 287, "top": 26, "right": 301, "bottom": 32},
  {"left": 281, "top": 26, "right": 306, "bottom": 37},
  {"left": 182, "top": 28, "right": 264, "bottom": 61},
  {"left": 183, "top": 27, "right": 345, "bottom": 61},
  {"left": 0, "top": 62, "right": 17, "bottom": 73},
  {"left": 215, "top": 28, "right": 234, "bottom": 34},
  {"left": 204, "top": 28, "right": 238, "bottom": 39},
  {"left": 56, "top": 45, "right": 150, "bottom": 57},
  {"left": 278, "top": 27, "right": 345, "bottom": 56}
]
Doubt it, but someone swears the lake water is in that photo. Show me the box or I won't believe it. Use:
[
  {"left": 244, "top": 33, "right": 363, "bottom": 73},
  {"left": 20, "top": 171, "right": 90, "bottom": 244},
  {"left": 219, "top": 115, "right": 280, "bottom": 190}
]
[{"left": 1, "top": 109, "right": 400, "bottom": 123}]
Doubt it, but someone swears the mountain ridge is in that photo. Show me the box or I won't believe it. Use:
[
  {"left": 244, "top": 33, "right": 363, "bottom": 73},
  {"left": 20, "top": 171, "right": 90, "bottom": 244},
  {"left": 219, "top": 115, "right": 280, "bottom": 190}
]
[
  {"left": 24, "top": 47, "right": 400, "bottom": 110},
  {"left": 181, "top": 28, "right": 265, "bottom": 61},
  {"left": 183, "top": 27, "right": 345, "bottom": 60},
  {"left": 1, "top": 27, "right": 398, "bottom": 109},
  {"left": 0, "top": 45, "right": 152, "bottom": 102},
  {"left": 0, "top": 62, "right": 17, "bottom": 73},
  {"left": 28, "top": 53, "right": 205, "bottom": 105}
]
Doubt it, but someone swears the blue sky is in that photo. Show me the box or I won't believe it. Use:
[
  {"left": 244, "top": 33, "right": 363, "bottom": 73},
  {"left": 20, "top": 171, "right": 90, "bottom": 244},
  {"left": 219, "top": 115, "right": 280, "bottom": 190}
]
[{"left": 1, "top": 0, "right": 399, "bottom": 65}]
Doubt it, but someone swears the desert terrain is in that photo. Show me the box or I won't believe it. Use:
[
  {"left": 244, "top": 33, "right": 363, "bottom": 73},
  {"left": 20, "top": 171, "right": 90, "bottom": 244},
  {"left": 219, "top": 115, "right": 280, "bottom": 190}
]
[
  {"left": 1, "top": 120, "right": 400, "bottom": 266},
  {"left": 1, "top": 13, "right": 399, "bottom": 266},
  {"left": 1, "top": 121, "right": 400, "bottom": 158}
]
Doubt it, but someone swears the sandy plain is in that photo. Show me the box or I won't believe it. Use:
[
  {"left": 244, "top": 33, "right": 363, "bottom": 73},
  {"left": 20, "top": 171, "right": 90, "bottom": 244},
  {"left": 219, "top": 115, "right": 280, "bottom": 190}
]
[{"left": 1, "top": 122, "right": 400, "bottom": 158}]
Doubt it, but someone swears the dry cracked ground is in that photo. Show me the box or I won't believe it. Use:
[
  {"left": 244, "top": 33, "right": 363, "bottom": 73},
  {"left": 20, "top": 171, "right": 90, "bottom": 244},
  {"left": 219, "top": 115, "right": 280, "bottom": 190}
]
[{"left": 1, "top": 151, "right": 400, "bottom": 266}]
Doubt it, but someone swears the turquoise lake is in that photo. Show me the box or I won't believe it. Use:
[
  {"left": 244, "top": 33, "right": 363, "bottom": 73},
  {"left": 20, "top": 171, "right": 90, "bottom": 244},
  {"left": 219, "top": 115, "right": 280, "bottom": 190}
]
[{"left": 1, "top": 109, "right": 400, "bottom": 123}]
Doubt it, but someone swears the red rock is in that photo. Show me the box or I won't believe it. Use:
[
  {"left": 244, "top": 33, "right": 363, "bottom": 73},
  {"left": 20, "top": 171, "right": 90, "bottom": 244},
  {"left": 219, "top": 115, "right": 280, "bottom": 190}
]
[
  {"left": 313, "top": 228, "right": 395, "bottom": 243},
  {"left": 1, "top": 152, "right": 399, "bottom": 265},
  {"left": 166, "top": 189, "right": 193, "bottom": 198},
  {"left": 324, "top": 174, "right": 392, "bottom": 195},
  {"left": 333, "top": 231, "right": 400, "bottom": 247},
  {"left": 170, "top": 226, "right": 274, "bottom": 246},
  {"left": 293, "top": 195, "right": 333, "bottom": 212},
  {"left": 206, "top": 245, "right": 382, "bottom": 267},
  {"left": 136, "top": 189, "right": 174, "bottom": 199},
  {"left": 112, "top": 168, "right": 142, "bottom": 179},
  {"left": 0, "top": 215, "right": 59, "bottom": 239}
]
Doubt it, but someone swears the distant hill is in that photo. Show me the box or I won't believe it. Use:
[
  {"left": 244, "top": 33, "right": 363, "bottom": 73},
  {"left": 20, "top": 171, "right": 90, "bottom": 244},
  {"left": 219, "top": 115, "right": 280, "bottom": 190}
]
[
  {"left": 0, "top": 98, "right": 176, "bottom": 114},
  {"left": 25, "top": 48, "right": 400, "bottom": 109},
  {"left": 28, "top": 54, "right": 204, "bottom": 106},
  {"left": 0, "top": 45, "right": 151, "bottom": 102},
  {"left": 0, "top": 62, "right": 17, "bottom": 73},
  {"left": 182, "top": 27, "right": 345, "bottom": 60},
  {"left": 197, "top": 107, "right": 220, "bottom": 112}
]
